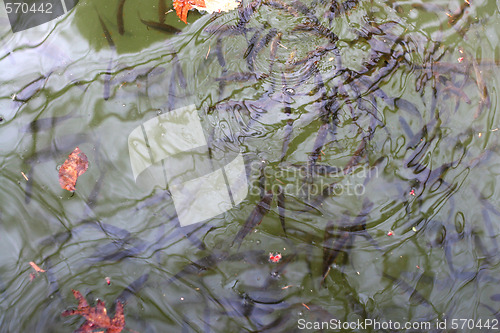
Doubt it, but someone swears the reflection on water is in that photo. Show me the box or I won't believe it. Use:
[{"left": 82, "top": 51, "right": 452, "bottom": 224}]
[{"left": 1, "top": 0, "right": 500, "bottom": 331}]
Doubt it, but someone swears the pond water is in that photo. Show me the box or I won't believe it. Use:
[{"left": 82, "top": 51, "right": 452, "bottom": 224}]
[{"left": 1, "top": 0, "right": 500, "bottom": 332}]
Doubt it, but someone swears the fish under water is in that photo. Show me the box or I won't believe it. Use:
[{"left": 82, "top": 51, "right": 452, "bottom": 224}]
[
  {"left": 231, "top": 192, "right": 273, "bottom": 250},
  {"left": 117, "top": 0, "right": 127, "bottom": 35},
  {"left": 20, "top": 110, "right": 78, "bottom": 133},
  {"left": 97, "top": 14, "right": 116, "bottom": 100},
  {"left": 140, "top": 19, "right": 181, "bottom": 34},
  {"left": 164, "top": 250, "right": 267, "bottom": 286}
]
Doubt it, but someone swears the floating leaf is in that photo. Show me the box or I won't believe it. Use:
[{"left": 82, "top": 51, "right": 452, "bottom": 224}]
[
  {"left": 173, "top": 0, "right": 206, "bottom": 24},
  {"left": 59, "top": 147, "right": 89, "bottom": 192},
  {"left": 62, "top": 289, "right": 125, "bottom": 333}
]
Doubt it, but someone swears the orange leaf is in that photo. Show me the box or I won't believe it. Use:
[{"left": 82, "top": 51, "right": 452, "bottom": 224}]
[
  {"left": 58, "top": 147, "right": 89, "bottom": 192},
  {"left": 173, "top": 0, "right": 206, "bottom": 24},
  {"left": 62, "top": 290, "right": 125, "bottom": 333}
]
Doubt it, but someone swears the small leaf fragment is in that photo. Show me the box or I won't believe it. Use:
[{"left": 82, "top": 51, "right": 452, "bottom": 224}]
[
  {"left": 269, "top": 252, "right": 282, "bottom": 263},
  {"left": 29, "top": 261, "right": 45, "bottom": 273}
]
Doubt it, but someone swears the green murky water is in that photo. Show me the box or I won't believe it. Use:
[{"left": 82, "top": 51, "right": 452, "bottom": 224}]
[{"left": 1, "top": 0, "right": 500, "bottom": 332}]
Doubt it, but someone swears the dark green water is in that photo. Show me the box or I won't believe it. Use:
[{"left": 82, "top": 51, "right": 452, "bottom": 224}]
[{"left": 1, "top": 0, "right": 500, "bottom": 332}]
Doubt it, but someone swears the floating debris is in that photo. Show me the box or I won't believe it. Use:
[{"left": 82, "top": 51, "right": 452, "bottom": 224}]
[
  {"left": 29, "top": 261, "right": 45, "bottom": 274},
  {"left": 62, "top": 290, "right": 125, "bottom": 333},
  {"left": 269, "top": 252, "right": 282, "bottom": 263},
  {"left": 58, "top": 147, "right": 89, "bottom": 192}
]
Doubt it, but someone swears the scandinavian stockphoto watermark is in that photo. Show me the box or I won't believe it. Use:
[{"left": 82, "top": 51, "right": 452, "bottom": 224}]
[
  {"left": 297, "top": 318, "right": 500, "bottom": 331},
  {"left": 2, "top": 0, "right": 78, "bottom": 32},
  {"left": 247, "top": 160, "right": 378, "bottom": 200},
  {"left": 297, "top": 318, "right": 433, "bottom": 331},
  {"left": 128, "top": 105, "right": 248, "bottom": 227}
]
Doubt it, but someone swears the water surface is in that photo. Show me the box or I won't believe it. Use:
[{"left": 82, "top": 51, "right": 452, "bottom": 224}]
[{"left": 1, "top": 0, "right": 500, "bottom": 332}]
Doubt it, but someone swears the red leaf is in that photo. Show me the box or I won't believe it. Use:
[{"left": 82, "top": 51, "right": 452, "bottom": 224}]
[
  {"left": 62, "top": 290, "right": 125, "bottom": 333},
  {"left": 173, "top": 0, "right": 206, "bottom": 24},
  {"left": 59, "top": 147, "right": 89, "bottom": 192}
]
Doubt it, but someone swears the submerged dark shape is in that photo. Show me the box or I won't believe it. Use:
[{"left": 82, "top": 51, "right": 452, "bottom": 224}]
[
  {"left": 277, "top": 185, "right": 286, "bottom": 236},
  {"left": 204, "top": 0, "right": 261, "bottom": 37},
  {"left": 322, "top": 222, "right": 350, "bottom": 280},
  {"left": 165, "top": 250, "right": 266, "bottom": 285},
  {"left": 279, "top": 73, "right": 294, "bottom": 161},
  {"left": 263, "top": 0, "right": 302, "bottom": 18},
  {"left": 289, "top": 43, "right": 337, "bottom": 66},
  {"left": 268, "top": 32, "right": 282, "bottom": 73},
  {"left": 322, "top": 200, "right": 378, "bottom": 281},
  {"left": 117, "top": 0, "right": 126, "bottom": 35},
  {"left": 158, "top": 0, "right": 167, "bottom": 23},
  {"left": 98, "top": 14, "right": 116, "bottom": 100},
  {"left": 44, "top": 258, "right": 62, "bottom": 298},
  {"left": 214, "top": 72, "right": 268, "bottom": 82},
  {"left": 167, "top": 54, "right": 187, "bottom": 111},
  {"left": 112, "top": 273, "right": 149, "bottom": 312},
  {"left": 382, "top": 272, "right": 434, "bottom": 308},
  {"left": 301, "top": 156, "right": 385, "bottom": 214},
  {"left": 141, "top": 19, "right": 181, "bottom": 34},
  {"left": 21, "top": 110, "right": 77, "bottom": 133},
  {"left": 164, "top": 210, "right": 207, "bottom": 250},
  {"left": 247, "top": 29, "right": 278, "bottom": 71},
  {"left": 291, "top": 21, "right": 339, "bottom": 44},
  {"left": 113, "top": 66, "right": 166, "bottom": 85},
  {"left": 327, "top": 0, "right": 360, "bottom": 24},
  {"left": 236, "top": 0, "right": 261, "bottom": 32},
  {"left": 13, "top": 74, "right": 50, "bottom": 103},
  {"left": 232, "top": 192, "right": 273, "bottom": 249},
  {"left": 215, "top": 37, "right": 226, "bottom": 68},
  {"left": 304, "top": 67, "right": 337, "bottom": 182},
  {"left": 86, "top": 238, "right": 147, "bottom": 263},
  {"left": 244, "top": 30, "right": 262, "bottom": 60}
]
